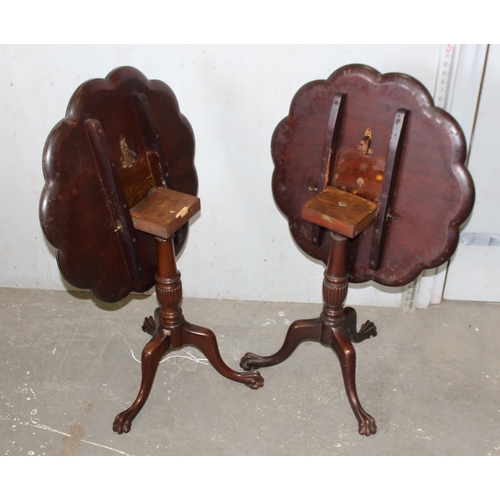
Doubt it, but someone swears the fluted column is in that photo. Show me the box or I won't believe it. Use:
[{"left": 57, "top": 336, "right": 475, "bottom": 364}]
[
  {"left": 320, "top": 232, "right": 348, "bottom": 341},
  {"left": 155, "top": 237, "right": 184, "bottom": 337}
]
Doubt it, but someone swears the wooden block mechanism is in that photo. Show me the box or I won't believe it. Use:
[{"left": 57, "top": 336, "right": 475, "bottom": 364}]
[
  {"left": 130, "top": 187, "right": 201, "bottom": 239},
  {"left": 302, "top": 186, "right": 378, "bottom": 239}
]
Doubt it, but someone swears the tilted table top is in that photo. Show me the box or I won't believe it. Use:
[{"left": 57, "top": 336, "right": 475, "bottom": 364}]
[
  {"left": 40, "top": 67, "right": 198, "bottom": 303},
  {"left": 271, "top": 64, "right": 475, "bottom": 286}
]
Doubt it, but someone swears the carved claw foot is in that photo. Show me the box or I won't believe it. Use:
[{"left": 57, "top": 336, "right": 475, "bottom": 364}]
[
  {"left": 344, "top": 307, "right": 377, "bottom": 343},
  {"left": 240, "top": 370, "right": 265, "bottom": 389},
  {"left": 356, "top": 410, "right": 377, "bottom": 437},
  {"left": 354, "top": 320, "right": 377, "bottom": 342},
  {"left": 240, "top": 352, "right": 267, "bottom": 371},
  {"left": 142, "top": 316, "right": 157, "bottom": 336},
  {"left": 112, "top": 408, "right": 139, "bottom": 434}
]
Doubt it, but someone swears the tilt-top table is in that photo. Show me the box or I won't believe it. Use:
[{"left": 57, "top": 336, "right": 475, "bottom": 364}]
[
  {"left": 39, "top": 66, "right": 264, "bottom": 434},
  {"left": 240, "top": 64, "right": 475, "bottom": 436}
]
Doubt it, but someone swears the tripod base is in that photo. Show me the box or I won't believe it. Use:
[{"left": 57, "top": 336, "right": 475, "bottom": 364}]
[
  {"left": 240, "top": 312, "right": 376, "bottom": 436},
  {"left": 113, "top": 309, "right": 263, "bottom": 434},
  {"left": 113, "top": 236, "right": 263, "bottom": 434},
  {"left": 240, "top": 232, "right": 377, "bottom": 437}
]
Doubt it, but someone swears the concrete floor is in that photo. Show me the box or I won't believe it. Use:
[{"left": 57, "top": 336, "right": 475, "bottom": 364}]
[{"left": 1, "top": 287, "right": 499, "bottom": 456}]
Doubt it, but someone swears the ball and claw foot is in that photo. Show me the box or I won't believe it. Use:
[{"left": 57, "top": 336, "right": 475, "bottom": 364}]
[
  {"left": 357, "top": 411, "right": 377, "bottom": 437},
  {"left": 241, "top": 370, "right": 265, "bottom": 389},
  {"left": 142, "top": 316, "right": 157, "bottom": 336},
  {"left": 239, "top": 353, "right": 267, "bottom": 371},
  {"left": 113, "top": 408, "right": 138, "bottom": 434},
  {"left": 355, "top": 320, "right": 377, "bottom": 342},
  {"left": 344, "top": 307, "right": 377, "bottom": 344}
]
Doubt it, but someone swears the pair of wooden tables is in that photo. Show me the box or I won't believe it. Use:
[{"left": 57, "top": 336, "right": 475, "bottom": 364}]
[{"left": 39, "top": 65, "right": 474, "bottom": 436}]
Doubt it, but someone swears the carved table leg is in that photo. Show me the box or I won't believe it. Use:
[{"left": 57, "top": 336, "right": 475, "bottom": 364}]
[
  {"left": 112, "top": 328, "right": 171, "bottom": 434},
  {"left": 330, "top": 326, "right": 376, "bottom": 436},
  {"left": 182, "top": 321, "right": 263, "bottom": 389},
  {"left": 320, "top": 232, "right": 376, "bottom": 436},
  {"left": 240, "top": 318, "right": 321, "bottom": 370}
]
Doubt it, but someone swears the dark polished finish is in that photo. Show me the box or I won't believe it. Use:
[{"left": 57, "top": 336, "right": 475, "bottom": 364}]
[
  {"left": 271, "top": 64, "right": 475, "bottom": 286},
  {"left": 242, "top": 64, "right": 475, "bottom": 437},
  {"left": 39, "top": 67, "right": 263, "bottom": 434},
  {"left": 40, "top": 66, "right": 197, "bottom": 303},
  {"left": 113, "top": 237, "right": 263, "bottom": 434},
  {"left": 241, "top": 232, "right": 376, "bottom": 436}
]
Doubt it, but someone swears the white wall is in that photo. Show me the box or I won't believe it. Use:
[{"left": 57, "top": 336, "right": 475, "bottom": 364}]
[
  {"left": 444, "top": 44, "right": 500, "bottom": 302},
  {"left": 0, "top": 44, "right": 442, "bottom": 305}
]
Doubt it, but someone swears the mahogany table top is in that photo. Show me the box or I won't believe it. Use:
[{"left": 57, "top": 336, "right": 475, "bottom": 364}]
[
  {"left": 271, "top": 64, "right": 475, "bottom": 286},
  {"left": 40, "top": 67, "right": 198, "bottom": 302}
]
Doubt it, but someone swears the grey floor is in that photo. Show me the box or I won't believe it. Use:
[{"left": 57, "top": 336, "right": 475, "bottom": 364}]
[{"left": 1, "top": 287, "right": 499, "bottom": 456}]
